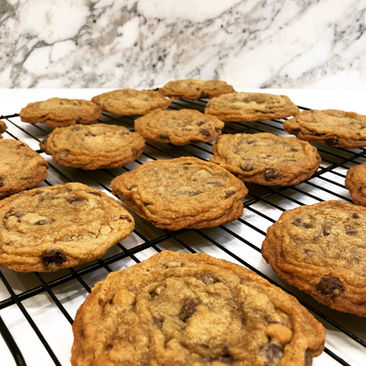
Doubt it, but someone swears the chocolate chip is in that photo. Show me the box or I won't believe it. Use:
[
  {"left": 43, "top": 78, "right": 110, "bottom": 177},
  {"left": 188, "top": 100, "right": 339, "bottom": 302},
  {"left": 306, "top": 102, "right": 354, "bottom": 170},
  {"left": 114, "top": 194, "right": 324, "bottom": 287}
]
[
  {"left": 16, "top": 143, "right": 26, "bottom": 149},
  {"left": 34, "top": 219, "right": 53, "bottom": 225},
  {"left": 196, "top": 272, "right": 219, "bottom": 285},
  {"left": 207, "top": 181, "right": 224, "bottom": 187},
  {"left": 264, "top": 169, "right": 281, "bottom": 181},
  {"left": 58, "top": 150, "right": 70, "bottom": 160},
  {"left": 199, "top": 129, "right": 211, "bottom": 137},
  {"left": 159, "top": 133, "right": 169, "bottom": 140},
  {"left": 179, "top": 299, "right": 199, "bottom": 322},
  {"left": 105, "top": 343, "right": 113, "bottom": 350},
  {"left": 189, "top": 191, "right": 201, "bottom": 196},
  {"left": 292, "top": 218, "right": 313, "bottom": 229},
  {"left": 210, "top": 347, "right": 233, "bottom": 364},
  {"left": 182, "top": 128, "right": 192, "bottom": 132},
  {"left": 88, "top": 191, "right": 102, "bottom": 196},
  {"left": 246, "top": 139, "right": 256, "bottom": 144},
  {"left": 119, "top": 214, "right": 132, "bottom": 222},
  {"left": 345, "top": 226, "right": 358, "bottom": 236},
  {"left": 131, "top": 148, "right": 138, "bottom": 158},
  {"left": 0, "top": 177, "right": 4, "bottom": 187},
  {"left": 316, "top": 276, "right": 344, "bottom": 298},
  {"left": 358, "top": 183, "right": 366, "bottom": 194},
  {"left": 325, "top": 136, "right": 338, "bottom": 145},
  {"left": 196, "top": 121, "right": 205, "bottom": 126},
  {"left": 241, "top": 163, "right": 256, "bottom": 171},
  {"left": 225, "top": 190, "right": 235, "bottom": 198},
  {"left": 290, "top": 147, "right": 298, "bottom": 152},
  {"left": 352, "top": 213, "right": 360, "bottom": 219},
  {"left": 263, "top": 343, "right": 283, "bottom": 366},
  {"left": 66, "top": 196, "right": 86, "bottom": 204},
  {"left": 41, "top": 249, "right": 66, "bottom": 268}
]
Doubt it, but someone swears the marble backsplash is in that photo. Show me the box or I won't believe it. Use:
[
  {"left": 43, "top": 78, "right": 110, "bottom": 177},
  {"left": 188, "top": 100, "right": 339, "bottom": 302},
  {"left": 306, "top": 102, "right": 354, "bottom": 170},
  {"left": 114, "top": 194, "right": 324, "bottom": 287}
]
[{"left": 1, "top": 0, "right": 366, "bottom": 89}]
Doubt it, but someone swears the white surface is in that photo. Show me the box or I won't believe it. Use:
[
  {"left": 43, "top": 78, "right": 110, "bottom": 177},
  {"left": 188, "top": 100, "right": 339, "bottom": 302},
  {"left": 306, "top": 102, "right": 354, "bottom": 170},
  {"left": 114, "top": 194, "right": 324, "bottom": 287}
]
[{"left": 0, "top": 89, "right": 365, "bottom": 366}]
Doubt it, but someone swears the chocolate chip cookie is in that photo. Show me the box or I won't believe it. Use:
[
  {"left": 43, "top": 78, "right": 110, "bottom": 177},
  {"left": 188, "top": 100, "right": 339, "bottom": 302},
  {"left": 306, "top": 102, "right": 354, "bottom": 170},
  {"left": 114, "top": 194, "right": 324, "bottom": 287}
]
[
  {"left": 205, "top": 92, "right": 299, "bottom": 122},
  {"left": 284, "top": 109, "right": 366, "bottom": 148},
  {"left": 210, "top": 132, "right": 321, "bottom": 186},
  {"left": 91, "top": 89, "right": 171, "bottom": 116},
  {"left": 0, "top": 120, "right": 6, "bottom": 138},
  {"left": 0, "top": 182, "right": 134, "bottom": 272},
  {"left": 110, "top": 157, "right": 248, "bottom": 230},
  {"left": 159, "top": 78, "right": 235, "bottom": 100},
  {"left": 345, "top": 164, "right": 366, "bottom": 206},
  {"left": 40, "top": 123, "right": 145, "bottom": 170},
  {"left": 134, "top": 109, "right": 224, "bottom": 145},
  {"left": 0, "top": 139, "right": 48, "bottom": 197},
  {"left": 71, "top": 250, "right": 325, "bottom": 366},
  {"left": 19, "top": 98, "right": 102, "bottom": 127},
  {"left": 262, "top": 200, "right": 366, "bottom": 316}
]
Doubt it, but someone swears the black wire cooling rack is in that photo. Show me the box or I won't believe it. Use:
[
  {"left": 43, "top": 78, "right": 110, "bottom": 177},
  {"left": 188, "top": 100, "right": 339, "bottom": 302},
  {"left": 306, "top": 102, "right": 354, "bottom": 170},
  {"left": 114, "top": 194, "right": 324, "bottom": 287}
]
[{"left": 0, "top": 98, "right": 366, "bottom": 366}]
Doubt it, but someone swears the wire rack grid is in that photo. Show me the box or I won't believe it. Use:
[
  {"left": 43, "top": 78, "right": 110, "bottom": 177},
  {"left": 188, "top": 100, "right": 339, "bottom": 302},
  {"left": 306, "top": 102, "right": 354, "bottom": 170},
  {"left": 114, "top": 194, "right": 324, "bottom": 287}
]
[{"left": 0, "top": 98, "right": 365, "bottom": 366}]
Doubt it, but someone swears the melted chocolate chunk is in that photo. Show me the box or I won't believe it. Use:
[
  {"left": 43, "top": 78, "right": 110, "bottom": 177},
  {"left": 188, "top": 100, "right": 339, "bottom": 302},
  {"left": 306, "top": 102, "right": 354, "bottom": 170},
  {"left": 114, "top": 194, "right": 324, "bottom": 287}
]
[
  {"left": 196, "top": 272, "right": 219, "bottom": 285},
  {"left": 119, "top": 214, "right": 132, "bottom": 222},
  {"left": 316, "top": 276, "right": 345, "bottom": 298},
  {"left": 0, "top": 177, "right": 4, "bottom": 187},
  {"left": 352, "top": 213, "right": 360, "bottom": 219},
  {"left": 159, "top": 133, "right": 169, "bottom": 140},
  {"left": 196, "top": 121, "right": 205, "bottom": 126},
  {"left": 225, "top": 190, "right": 236, "bottom": 198},
  {"left": 41, "top": 249, "right": 66, "bottom": 267},
  {"left": 199, "top": 129, "right": 211, "bottom": 137},
  {"left": 325, "top": 136, "right": 338, "bottom": 145},
  {"left": 241, "top": 163, "right": 256, "bottom": 172},
  {"left": 264, "top": 169, "right": 281, "bottom": 181},
  {"left": 88, "top": 191, "right": 102, "bottom": 196},
  {"left": 66, "top": 196, "right": 87, "bottom": 204},
  {"left": 263, "top": 343, "right": 283, "bottom": 366},
  {"left": 34, "top": 219, "right": 53, "bottom": 225},
  {"left": 179, "top": 299, "right": 199, "bottom": 322},
  {"left": 292, "top": 218, "right": 313, "bottom": 229},
  {"left": 345, "top": 226, "right": 358, "bottom": 236}
]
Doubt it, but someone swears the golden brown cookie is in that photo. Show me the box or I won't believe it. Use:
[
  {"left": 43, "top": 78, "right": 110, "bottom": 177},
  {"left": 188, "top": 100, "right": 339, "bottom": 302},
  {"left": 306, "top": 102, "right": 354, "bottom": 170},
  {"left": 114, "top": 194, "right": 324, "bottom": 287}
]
[
  {"left": 284, "top": 109, "right": 366, "bottom": 148},
  {"left": 0, "top": 120, "right": 6, "bottom": 138},
  {"left": 159, "top": 78, "right": 235, "bottom": 100},
  {"left": 262, "top": 200, "right": 366, "bottom": 316},
  {"left": 0, "top": 139, "right": 48, "bottom": 197},
  {"left": 0, "top": 182, "right": 134, "bottom": 272},
  {"left": 19, "top": 98, "right": 102, "bottom": 127},
  {"left": 205, "top": 92, "right": 299, "bottom": 122},
  {"left": 134, "top": 109, "right": 224, "bottom": 145},
  {"left": 71, "top": 250, "right": 325, "bottom": 366},
  {"left": 40, "top": 123, "right": 145, "bottom": 170},
  {"left": 210, "top": 132, "right": 321, "bottom": 186},
  {"left": 345, "top": 164, "right": 366, "bottom": 206},
  {"left": 91, "top": 89, "right": 171, "bottom": 116},
  {"left": 110, "top": 157, "right": 248, "bottom": 230}
]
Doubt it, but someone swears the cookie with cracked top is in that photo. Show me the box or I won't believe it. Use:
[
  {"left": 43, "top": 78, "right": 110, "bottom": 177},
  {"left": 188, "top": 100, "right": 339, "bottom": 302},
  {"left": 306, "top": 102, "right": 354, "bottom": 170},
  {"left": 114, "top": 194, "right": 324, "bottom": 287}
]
[
  {"left": 210, "top": 132, "right": 321, "bottom": 186},
  {"left": 91, "top": 89, "right": 171, "bottom": 116},
  {"left": 0, "top": 182, "right": 134, "bottom": 272},
  {"left": 262, "top": 200, "right": 366, "bottom": 316},
  {"left": 71, "top": 250, "right": 325, "bottom": 366},
  {"left": 134, "top": 109, "right": 224, "bottom": 145},
  {"left": 0, "top": 120, "right": 6, "bottom": 138},
  {"left": 345, "top": 164, "right": 366, "bottom": 206},
  {"left": 284, "top": 109, "right": 366, "bottom": 148},
  {"left": 20, "top": 98, "right": 102, "bottom": 127},
  {"left": 159, "top": 78, "right": 235, "bottom": 100},
  {"left": 110, "top": 157, "right": 248, "bottom": 230},
  {"left": 205, "top": 92, "right": 299, "bottom": 122},
  {"left": 40, "top": 123, "right": 145, "bottom": 170},
  {"left": 0, "top": 139, "right": 48, "bottom": 198}
]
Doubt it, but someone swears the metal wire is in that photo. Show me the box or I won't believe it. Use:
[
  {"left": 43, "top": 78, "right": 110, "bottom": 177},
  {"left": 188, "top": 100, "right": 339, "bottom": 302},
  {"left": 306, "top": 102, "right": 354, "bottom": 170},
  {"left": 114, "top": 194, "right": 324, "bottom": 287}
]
[{"left": 0, "top": 99, "right": 365, "bottom": 365}]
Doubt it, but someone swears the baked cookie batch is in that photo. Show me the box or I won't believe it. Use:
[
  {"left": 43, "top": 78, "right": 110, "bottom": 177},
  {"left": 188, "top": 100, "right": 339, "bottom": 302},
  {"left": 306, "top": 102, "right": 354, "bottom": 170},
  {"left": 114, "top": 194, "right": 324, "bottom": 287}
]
[{"left": 2, "top": 78, "right": 366, "bottom": 364}]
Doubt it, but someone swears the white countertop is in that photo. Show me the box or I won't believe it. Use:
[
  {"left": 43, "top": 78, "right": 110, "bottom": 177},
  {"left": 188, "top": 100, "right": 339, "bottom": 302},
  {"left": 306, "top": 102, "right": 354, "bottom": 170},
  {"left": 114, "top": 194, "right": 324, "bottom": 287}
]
[{"left": 0, "top": 89, "right": 366, "bottom": 366}]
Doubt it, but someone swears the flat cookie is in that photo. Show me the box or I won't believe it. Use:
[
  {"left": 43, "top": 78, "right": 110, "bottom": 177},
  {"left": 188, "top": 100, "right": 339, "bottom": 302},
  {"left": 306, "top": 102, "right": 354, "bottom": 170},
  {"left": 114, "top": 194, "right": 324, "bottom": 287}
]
[
  {"left": 0, "top": 139, "right": 48, "bottom": 197},
  {"left": 20, "top": 98, "right": 102, "bottom": 127},
  {"left": 205, "top": 92, "right": 299, "bottom": 122},
  {"left": 345, "top": 164, "right": 366, "bottom": 206},
  {"left": 134, "top": 109, "right": 224, "bottom": 145},
  {"left": 0, "top": 120, "right": 6, "bottom": 138},
  {"left": 40, "top": 123, "right": 145, "bottom": 170},
  {"left": 159, "top": 78, "right": 235, "bottom": 100},
  {"left": 262, "top": 200, "right": 366, "bottom": 316},
  {"left": 71, "top": 250, "right": 325, "bottom": 366},
  {"left": 91, "top": 89, "right": 171, "bottom": 116},
  {"left": 210, "top": 132, "right": 321, "bottom": 186},
  {"left": 110, "top": 157, "right": 248, "bottom": 230},
  {"left": 284, "top": 109, "right": 366, "bottom": 148},
  {"left": 0, "top": 182, "right": 134, "bottom": 272}
]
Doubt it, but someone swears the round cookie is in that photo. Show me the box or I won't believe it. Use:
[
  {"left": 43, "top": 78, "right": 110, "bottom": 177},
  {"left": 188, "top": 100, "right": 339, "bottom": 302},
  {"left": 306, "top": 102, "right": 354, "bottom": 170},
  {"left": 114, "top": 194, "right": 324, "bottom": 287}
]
[
  {"left": 40, "top": 123, "right": 145, "bottom": 170},
  {"left": 0, "top": 182, "right": 134, "bottom": 272},
  {"left": 0, "top": 120, "right": 6, "bottom": 138},
  {"left": 0, "top": 139, "right": 48, "bottom": 197},
  {"left": 19, "top": 98, "right": 102, "bottom": 127},
  {"left": 134, "top": 109, "right": 224, "bottom": 145},
  {"left": 159, "top": 78, "right": 235, "bottom": 100},
  {"left": 345, "top": 164, "right": 366, "bottom": 206},
  {"left": 284, "top": 109, "right": 366, "bottom": 148},
  {"left": 205, "top": 92, "right": 299, "bottom": 122},
  {"left": 71, "top": 250, "right": 325, "bottom": 366},
  {"left": 110, "top": 157, "right": 248, "bottom": 230},
  {"left": 91, "top": 89, "right": 172, "bottom": 116},
  {"left": 210, "top": 132, "right": 321, "bottom": 186},
  {"left": 262, "top": 200, "right": 366, "bottom": 316}
]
